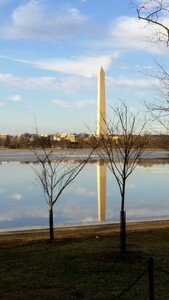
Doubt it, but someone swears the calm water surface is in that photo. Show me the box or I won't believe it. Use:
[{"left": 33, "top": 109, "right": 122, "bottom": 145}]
[{"left": 0, "top": 152, "right": 169, "bottom": 229}]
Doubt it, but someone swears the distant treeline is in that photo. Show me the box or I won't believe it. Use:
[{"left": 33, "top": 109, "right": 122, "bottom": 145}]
[{"left": 0, "top": 133, "right": 169, "bottom": 150}]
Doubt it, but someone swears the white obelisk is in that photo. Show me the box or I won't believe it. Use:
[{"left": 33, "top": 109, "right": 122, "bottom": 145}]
[{"left": 97, "top": 66, "right": 106, "bottom": 135}]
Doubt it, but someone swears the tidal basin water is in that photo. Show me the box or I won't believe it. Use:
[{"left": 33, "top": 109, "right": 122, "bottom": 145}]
[{"left": 0, "top": 151, "right": 169, "bottom": 230}]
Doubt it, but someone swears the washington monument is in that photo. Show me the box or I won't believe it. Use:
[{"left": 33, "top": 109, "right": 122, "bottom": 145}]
[
  {"left": 96, "top": 66, "right": 106, "bottom": 135},
  {"left": 96, "top": 67, "right": 107, "bottom": 222}
]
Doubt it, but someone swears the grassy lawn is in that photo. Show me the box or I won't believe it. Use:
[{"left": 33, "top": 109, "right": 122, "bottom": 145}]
[{"left": 0, "top": 226, "right": 169, "bottom": 299}]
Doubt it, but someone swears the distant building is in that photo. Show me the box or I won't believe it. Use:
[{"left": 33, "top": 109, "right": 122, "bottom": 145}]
[
  {"left": 40, "top": 134, "right": 48, "bottom": 138},
  {"left": 0, "top": 133, "right": 7, "bottom": 140},
  {"left": 51, "top": 134, "right": 61, "bottom": 141},
  {"left": 66, "top": 133, "right": 76, "bottom": 143},
  {"left": 50, "top": 133, "right": 76, "bottom": 143}
]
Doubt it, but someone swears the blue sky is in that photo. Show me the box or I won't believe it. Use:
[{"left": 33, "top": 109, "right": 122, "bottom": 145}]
[{"left": 0, "top": 0, "right": 168, "bottom": 134}]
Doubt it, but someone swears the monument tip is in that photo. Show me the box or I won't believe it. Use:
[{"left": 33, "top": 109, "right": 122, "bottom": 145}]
[{"left": 100, "top": 66, "right": 104, "bottom": 73}]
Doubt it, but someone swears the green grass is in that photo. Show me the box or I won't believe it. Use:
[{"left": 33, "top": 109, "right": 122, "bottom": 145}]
[{"left": 0, "top": 228, "right": 169, "bottom": 299}]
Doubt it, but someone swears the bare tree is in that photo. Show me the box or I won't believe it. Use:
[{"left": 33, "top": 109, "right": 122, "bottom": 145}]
[
  {"left": 145, "top": 61, "right": 169, "bottom": 129},
  {"left": 98, "top": 103, "right": 149, "bottom": 252},
  {"left": 32, "top": 134, "right": 95, "bottom": 241},
  {"left": 135, "top": 1, "right": 169, "bottom": 127},
  {"left": 136, "top": 0, "right": 169, "bottom": 46}
]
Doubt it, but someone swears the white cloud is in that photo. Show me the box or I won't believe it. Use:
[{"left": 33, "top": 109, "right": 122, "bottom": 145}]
[
  {"left": 75, "top": 186, "right": 96, "bottom": 197},
  {"left": 57, "top": 200, "right": 97, "bottom": 223},
  {"left": 0, "top": 71, "right": 158, "bottom": 95},
  {"left": 107, "top": 76, "right": 159, "bottom": 90},
  {"left": 0, "top": 53, "right": 117, "bottom": 78},
  {"left": 52, "top": 99, "right": 70, "bottom": 109},
  {"left": 136, "top": 0, "right": 169, "bottom": 15},
  {"left": 0, "top": 207, "right": 47, "bottom": 222},
  {"left": 110, "top": 16, "right": 168, "bottom": 54},
  {"left": 9, "top": 94, "right": 22, "bottom": 102},
  {"left": 111, "top": 16, "right": 152, "bottom": 48},
  {"left": 0, "top": 71, "right": 95, "bottom": 91},
  {"left": 52, "top": 75, "right": 96, "bottom": 92},
  {"left": 74, "top": 99, "right": 95, "bottom": 109},
  {"left": 0, "top": 73, "right": 58, "bottom": 89},
  {"left": 24, "top": 76, "right": 58, "bottom": 88},
  {"left": 9, "top": 193, "right": 23, "bottom": 201},
  {"left": 28, "top": 54, "right": 117, "bottom": 78},
  {"left": 1, "top": 1, "right": 88, "bottom": 39},
  {"left": 52, "top": 99, "right": 95, "bottom": 109},
  {"left": 0, "top": 73, "right": 18, "bottom": 84}
]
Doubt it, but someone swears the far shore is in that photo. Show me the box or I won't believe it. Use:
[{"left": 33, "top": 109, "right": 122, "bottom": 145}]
[{"left": 1, "top": 219, "right": 169, "bottom": 243}]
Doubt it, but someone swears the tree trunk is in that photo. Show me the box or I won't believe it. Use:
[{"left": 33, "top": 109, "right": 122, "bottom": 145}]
[
  {"left": 49, "top": 206, "right": 54, "bottom": 240},
  {"left": 120, "top": 179, "right": 126, "bottom": 253},
  {"left": 120, "top": 210, "right": 126, "bottom": 253}
]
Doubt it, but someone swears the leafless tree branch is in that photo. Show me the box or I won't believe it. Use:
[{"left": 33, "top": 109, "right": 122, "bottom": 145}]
[
  {"left": 97, "top": 102, "right": 149, "bottom": 252},
  {"left": 32, "top": 127, "right": 97, "bottom": 240},
  {"left": 136, "top": 0, "right": 169, "bottom": 46}
]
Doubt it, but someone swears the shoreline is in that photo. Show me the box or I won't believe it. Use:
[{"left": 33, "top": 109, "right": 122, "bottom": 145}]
[{"left": 1, "top": 219, "right": 169, "bottom": 242}]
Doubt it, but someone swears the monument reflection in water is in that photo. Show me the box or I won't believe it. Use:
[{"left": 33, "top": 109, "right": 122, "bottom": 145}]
[
  {"left": 1, "top": 159, "right": 169, "bottom": 229},
  {"left": 97, "top": 161, "right": 106, "bottom": 222}
]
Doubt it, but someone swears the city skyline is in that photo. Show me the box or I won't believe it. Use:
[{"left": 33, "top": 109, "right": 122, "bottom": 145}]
[{"left": 0, "top": 0, "right": 168, "bottom": 135}]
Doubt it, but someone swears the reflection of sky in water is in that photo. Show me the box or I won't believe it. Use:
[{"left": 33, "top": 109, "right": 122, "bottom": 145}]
[{"left": 0, "top": 161, "right": 169, "bottom": 229}]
